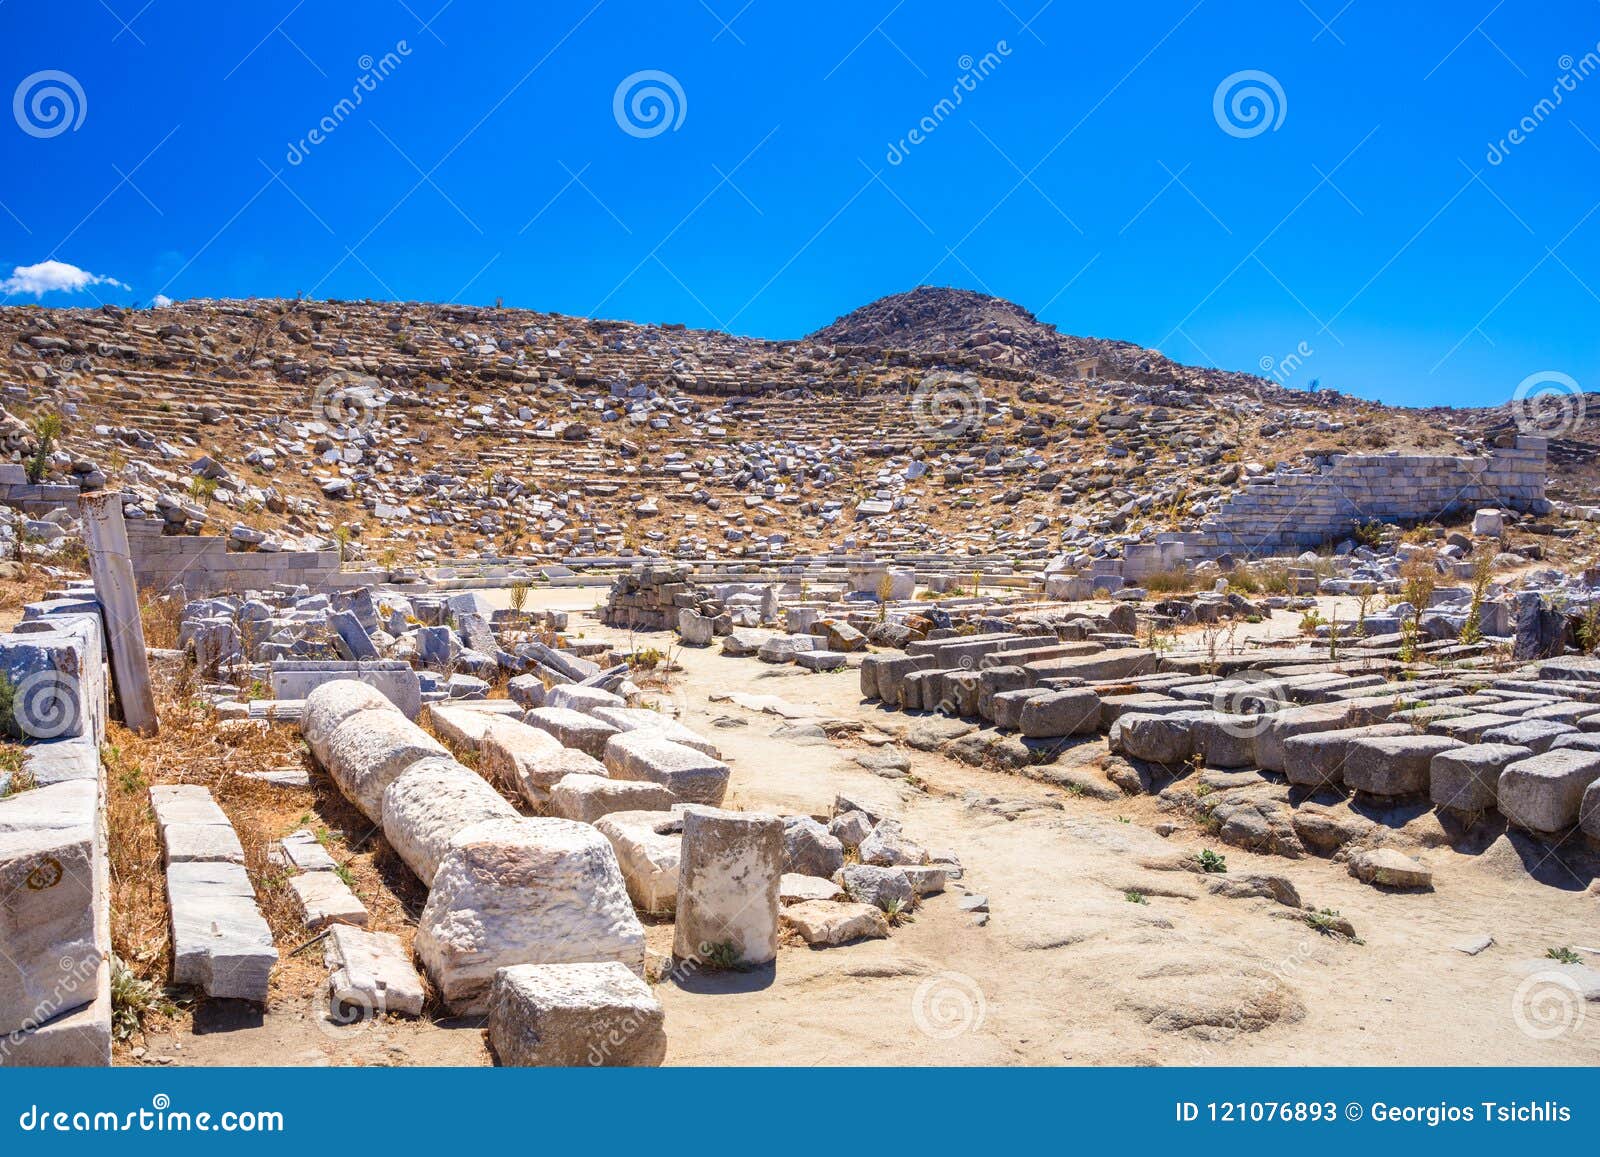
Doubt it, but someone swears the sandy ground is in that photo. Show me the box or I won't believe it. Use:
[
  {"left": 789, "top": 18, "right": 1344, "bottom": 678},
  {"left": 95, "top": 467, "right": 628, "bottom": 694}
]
[{"left": 147, "top": 585, "right": 1600, "bottom": 1067}]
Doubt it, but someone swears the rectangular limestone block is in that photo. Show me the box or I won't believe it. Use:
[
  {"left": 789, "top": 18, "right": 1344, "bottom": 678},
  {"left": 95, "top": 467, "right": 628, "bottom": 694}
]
[
  {"left": 1343, "top": 735, "right": 1464, "bottom": 797},
  {"left": 594, "top": 810, "right": 683, "bottom": 915},
  {"left": 1430, "top": 743, "right": 1530, "bottom": 814},
  {"left": 488, "top": 961, "right": 665, "bottom": 1067},
  {"left": 524, "top": 706, "right": 621, "bottom": 760},
  {"left": 167, "top": 861, "right": 277, "bottom": 1003},
  {"left": 0, "top": 824, "right": 101, "bottom": 1039},
  {"left": 324, "top": 925, "right": 423, "bottom": 1018},
  {"left": 1498, "top": 750, "right": 1600, "bottom": 833},
  {"left": 548, "top": 775, "right": 679, "bottom": 824},
  {"left": 603, "top": 731, "right": 730, "bottom": 807},
  {"left": 288, "top": 870, "right": 369, "bottom": 931}
]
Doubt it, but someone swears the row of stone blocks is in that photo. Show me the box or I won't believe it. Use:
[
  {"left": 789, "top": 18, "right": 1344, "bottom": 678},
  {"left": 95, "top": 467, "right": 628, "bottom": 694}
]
[
  {"left": 860, "top": 625, "right": 1600, "bottom": 842},
  {"left": 0, "top": 594, "right": 112, "bottom": 1067},
  {"left": 303, "top": 680, "right": 775, "bottom": 1062},
  {"left": 151, "top": 785, "right": 277, "bottom": 1003},
  {"left": 1105, "top": 685, "right": 1600, "bottom": 840}
]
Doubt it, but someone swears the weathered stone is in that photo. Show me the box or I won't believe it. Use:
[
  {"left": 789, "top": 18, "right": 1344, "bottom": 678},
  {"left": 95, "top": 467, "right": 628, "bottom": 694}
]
[
  {"left": 828, "top": 809, "right": 874, "bottom": 848},
  {"left": 322, "top": 708, "right": 450, "bottom": 823},
  {"left": 839, "top": 863, "right": 913, "bottom": 910},
  {"left": 1478, "top": 719, "right": 1577, "bottom": 754},
  {"left": 1109, "top": 711, "right": 1205, "bottom": 764},
  {"left": 1430, "top": 743, "right": 1529, "bottom": 814},
  {"left": 481, "top": 718, "right": 606, "bottom": 810},
  {"left": 1019, "top": 689, "right": 1102, "bottom": 738},
  {"left": 416, "top": 817, "right": 647, "bottom": 1015},
  {"left": 858, "top": 818, "right": 929, "bottom": 867},
  {"left": 589, "top": 707, "right": 721, "bottom": 757},
  {"left": 603, "top": 731, "right": 730, "bottom": 807},
  {"left": 595, "top": 810, "right": 682, "bottom": 915},
  {"left": 1347, "top": 848, "right": 1433, "bottom": 889},
  {"left": 782, "top": 816, "right": 844, "bottom": 878},
  {"left": 524, "top": 706, "right": 620, "bottom": 760},
  {"left": 781, "top": 900, "right": 889, "bottom": 946},
  {"left": 167, "top": 861, "right": 277, "bottom": 1002},
  {"left": 288, "top": 870, "right": 369, "bottom": 931},
  {"left": 324, "top": 924, "right": 423, "bottom": 1017},
  {"left": 1342, "top": 734, "right": 1462, "bottom": 798},
  {"left": 1282, "top": 723, "right": 1413, "bottom": 789},
  {"left": 779, "top": 873, "right": 844, "bottom": 903},
  {"left": 488, "top": 961, "right": 665, "bottom": 1067},
  {"left": 1498, "top": 749, "right": 1600, "bottom": 834},
  {"left": 548, "top": 774, "right": 679, "bottom": 824},
  {"left": 673, "top": 807, "right": 783, "bottom": 967},
  {"left": 0, "top": 814, "right": 99, "bottom": 1039},
  {"left": 381, "top": 757, "right": 519, "bottom": 886},
  {"left": 301, "top": 679, "right": 394, "bottom": 767}
]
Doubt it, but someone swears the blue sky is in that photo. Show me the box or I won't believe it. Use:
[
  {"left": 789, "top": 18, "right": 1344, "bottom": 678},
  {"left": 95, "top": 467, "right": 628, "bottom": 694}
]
[{"left": 1, "top": 0, "right": 1597, "bottom": 408}]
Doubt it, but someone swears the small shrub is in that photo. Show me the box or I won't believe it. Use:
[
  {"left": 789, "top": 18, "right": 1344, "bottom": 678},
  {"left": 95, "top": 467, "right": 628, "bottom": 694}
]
[
  {"left": 700, "top": 941, "right": 744, "bottom": 971},
  {"left": 26, "top": 412, "right": 62, "bottom": 484},
  {"left": 878, "top": 896, "right": 916, "bottom": 926},
  {"left": 1547, "top": 946, "right": 1582, "bottom": 965},
  {"left": 1352, "top": 521, "right": 1386, "bottom": 549},
  {"left": 1124, "top": 889, "right": 1148, "bottom": 905},
  {"left": 110, "top": 955, "right": 174, "bottom": 1042},
  {"left": 1196, "top": 848, "right": 1227, "bottom": 874}
]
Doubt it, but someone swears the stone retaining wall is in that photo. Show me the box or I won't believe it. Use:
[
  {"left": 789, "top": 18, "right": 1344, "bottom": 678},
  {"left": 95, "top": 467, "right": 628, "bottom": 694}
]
[
  {"left": 1175, "top": 437, "right": 1548, "bottom": 560},
  {"left": 126, "top": 518, "right": 341, "bottom": 597}
]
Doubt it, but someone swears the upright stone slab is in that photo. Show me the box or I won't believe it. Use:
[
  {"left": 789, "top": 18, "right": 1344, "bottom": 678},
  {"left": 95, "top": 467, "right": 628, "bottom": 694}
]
[
  {"left": 673, "top": 807, "right": 783, "bottom": 967},
  {"left": 594, "top": 810, "right": 682, "bottom": 915},
  {"left": 274, "top": 661, "right": 422, "bottom": 719},
  {"left": 0, "top": 819, "right": 100, "bottom": 1040}
]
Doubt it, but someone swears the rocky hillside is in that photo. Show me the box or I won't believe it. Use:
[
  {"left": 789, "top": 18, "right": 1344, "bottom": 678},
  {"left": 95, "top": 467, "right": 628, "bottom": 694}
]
[
  {"left": 0, "top": 288, "right": 1591, "bottom": 575},
  {"left": 810, "top": 285, "right": 1266, "bottom": 394}
]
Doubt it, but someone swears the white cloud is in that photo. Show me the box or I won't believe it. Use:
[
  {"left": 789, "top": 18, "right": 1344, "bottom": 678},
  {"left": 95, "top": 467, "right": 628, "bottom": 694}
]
[
  {"left": 0, "top": 260, "right": 128, "bottom": 297},
  {"left": 150, "top": 294, "right": 173, "bottom": 308}
]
